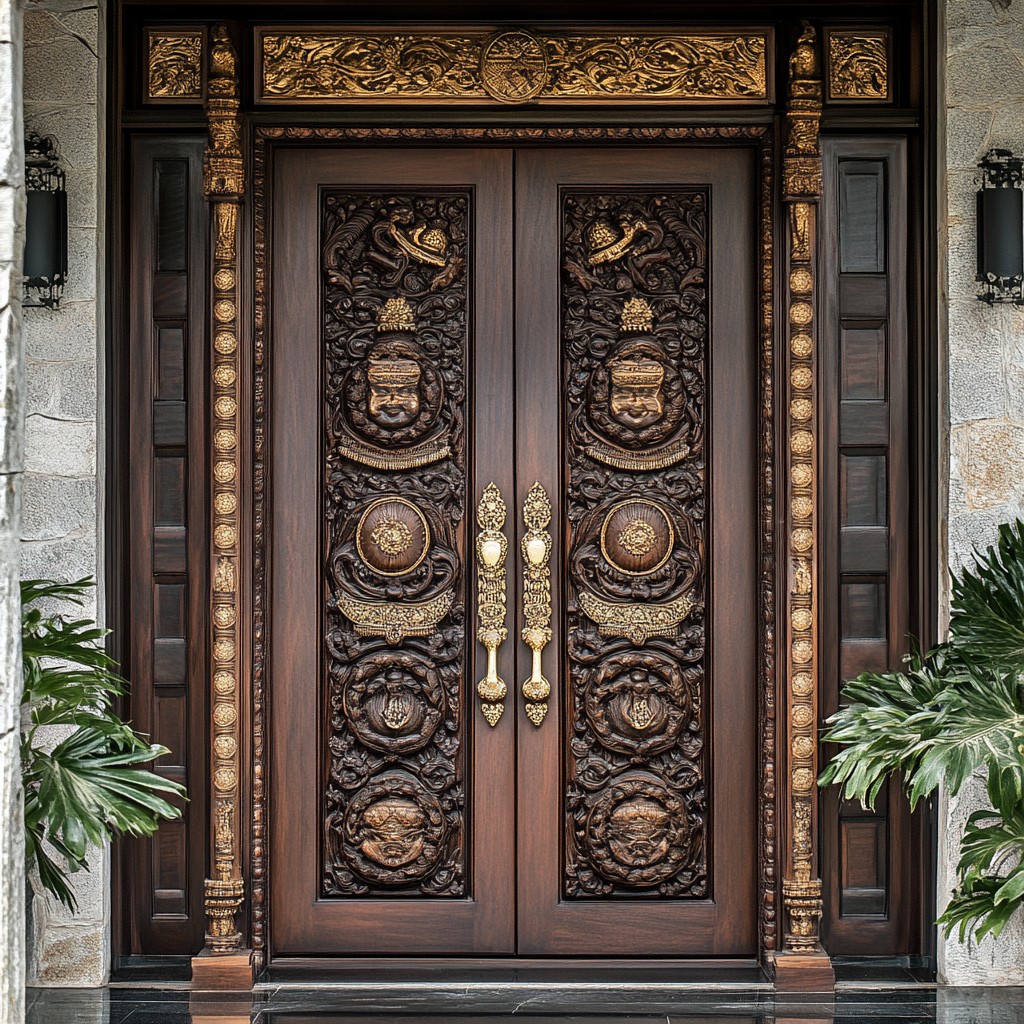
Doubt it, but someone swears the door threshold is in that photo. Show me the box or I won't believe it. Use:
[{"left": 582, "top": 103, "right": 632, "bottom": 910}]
[{"left": 261, "top": 958, "right": 769, "bottom": 989}]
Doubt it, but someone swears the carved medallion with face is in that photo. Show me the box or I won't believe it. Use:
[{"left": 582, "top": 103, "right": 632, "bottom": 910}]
[
  {"left": 585, "top": 774, "right": 691, "bottom": 887},
  {"left": 609, "top": 357, "right": 665, "bottom": 429},
  {"left": 341, "top": 338, "right": 443, "bottom": 447},
  {"left": 340, "top": 773, "right": 445, "bottom": 886},
  {"left": 584, "top": 340, "right": 687, "bottom": 449},
  {"left": 358, "top": 797, "right": 427, "bottom": 868},
  {"left": 607, "top": 797, "right": 672, "bottom": 868},
  {"left": 367, "top": 357, "right": 422, "bottom": 428}
]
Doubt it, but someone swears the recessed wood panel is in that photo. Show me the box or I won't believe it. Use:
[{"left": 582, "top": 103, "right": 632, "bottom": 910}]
[
  {"left": 841, "top": 454, "right": 887, "bottom": 526},
  {"left": 156, "top": 159, "right": 188, "bottom": 272},
  {"left": 156, "top": 326, "right": 185, "bottom": 401},
  {"left": 841, "top": 324, "right": 887, "bottom": 400},
  {"left": 841, "top": 580, "right": 887, "bottom": 639},
  {"left": 839, "top": 160, "right": 885, "bottom": 273}
]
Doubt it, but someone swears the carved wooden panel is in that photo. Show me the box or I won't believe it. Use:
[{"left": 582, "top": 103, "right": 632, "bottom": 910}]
[
  {"left": 321, "top": 191, "right": 469, "bottom": 897},
  {"left": 562, "top": 191, "right": 708, "bottom": 898}
]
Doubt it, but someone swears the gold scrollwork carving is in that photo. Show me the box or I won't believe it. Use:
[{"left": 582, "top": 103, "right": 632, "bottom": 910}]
[
  {"left": 579, "top": 590, "right": 695, "bottom": 646},
  {"left": 257, "top": 29, "right": 770, "bottom": 105},
  {"left": 475, "top": 483, "right": 509, "bottom": 727},
  {"left": 203, "top": 24, "right": 245, "bottom": 955},
  {"left": 521, "top": 483, "right": 553, "bottom": 726},
  {"left": 337, "top": 589, "right": 456, "bottom": 646},
  {"left": 147, "top": 29, "right": 204, "bottom": 101},
  {"left": 782, "top": 22, "right": 824, "bottom": 955},
  {"left": 827, "top": 30, "right": 889, "bottom": 102}
]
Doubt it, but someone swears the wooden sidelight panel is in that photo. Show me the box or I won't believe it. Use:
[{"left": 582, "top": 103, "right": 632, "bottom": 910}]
[
  {"left": 514, "top": 148, "right": 759, "bottom": 956},
  {"left": 269, "top": 148, "right": 516, "bottom": 955},
  {"left": 125, "top": 136, "right": 208, "bottom": 954},
  {"left": 820, "top": 138, "right": 917, "bottom": 952}
]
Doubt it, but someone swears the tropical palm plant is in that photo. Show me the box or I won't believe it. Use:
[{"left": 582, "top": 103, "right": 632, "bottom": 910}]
[
  {"left": 820, "top": 519, "right": 1024, "bottom": 942},
  {"left": 20, "top": 577, "right": 186, "bottom": 911}
]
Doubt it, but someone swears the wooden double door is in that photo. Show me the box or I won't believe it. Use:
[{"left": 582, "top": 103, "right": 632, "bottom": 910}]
[{"left": 269, "top": 145, "right": 759, "bottom": 958}]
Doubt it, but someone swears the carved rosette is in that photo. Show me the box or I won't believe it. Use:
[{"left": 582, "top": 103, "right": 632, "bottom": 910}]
[
  {"left": 562, "top": 191, "right": 708, "bottom": 898},
  {"left": 204, "top": 24, "right": 245, "bottom": 955},
  {"left": 322, "top": 191, "right": 468, "bottom": 897},
  {"left": 783, "top": 23, "right": 824, "bottom": 952}
]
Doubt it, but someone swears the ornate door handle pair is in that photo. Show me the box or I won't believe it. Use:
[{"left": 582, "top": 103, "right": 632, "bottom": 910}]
[{"left": 474, "top": 482, "right": 553, "bottom": 728}]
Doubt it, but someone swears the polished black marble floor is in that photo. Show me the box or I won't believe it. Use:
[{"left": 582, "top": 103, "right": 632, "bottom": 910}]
[{"left": 22, "top": 986, "right": 1024, "bottom": 1024}]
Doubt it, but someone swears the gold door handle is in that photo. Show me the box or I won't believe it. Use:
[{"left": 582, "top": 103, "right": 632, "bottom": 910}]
[
  {"left": 521, "top": 482, "right": 553, "bottom": 727},
  {"left": 476, "top": 483, "right": 509, "bottom": 727}
]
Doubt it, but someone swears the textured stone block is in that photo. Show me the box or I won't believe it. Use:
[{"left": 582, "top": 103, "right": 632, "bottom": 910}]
[
  {"left": 0, "top": 303, "right": 24, "bottom": 475},
  {"left": 20, "top": 531, "right": 96, "bottom": 583},
  {"left": 0, "top": 730, "right": 26, "bottom": 1024},
  {"left": 24, "top": 413, "right": 94, "bottom": 477},
  {"left": 59, "top": 226, "right": 97, "bottom": 304},
  {"left": 23, "top": 19, "right": 96, "bottom": 105},
  {"left": 0, "top": 38, "right": 25, "bottom": 188},
  {"left": 947, "top": 41, "right": 1024, "bottom": 109},
  {"left": 951, "top": 419, "right": 1024, "bottom": 511},
  {"left": 23, "top": 301, "right": 97, "bottom": 362},
  {"left": 0, "top": 474, "right": 20, "bottom": 738},
  {"left": 26, "top": 358, "right": 97, "bottom": 420},
  {"left": 21, "top": 471, "right": 94, "bottom": 540}
]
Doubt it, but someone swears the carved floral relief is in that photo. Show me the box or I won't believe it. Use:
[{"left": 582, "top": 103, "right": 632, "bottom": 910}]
[
  {"left": 321, "top": 192, "right": 468, "bottom": 896},
  {"left": 562, "top": 191, "right": 708, "bottom": 897}
]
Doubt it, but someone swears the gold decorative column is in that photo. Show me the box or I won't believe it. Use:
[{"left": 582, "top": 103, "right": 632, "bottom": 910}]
[
  {"left": 202, "top": 24, "right": 246, "bottom": 956},
  {"left": 781, "top": 22, "right": 826, "bottom": 959}
]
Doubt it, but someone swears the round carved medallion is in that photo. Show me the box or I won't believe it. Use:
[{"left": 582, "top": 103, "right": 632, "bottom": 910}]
[
  {"left": 600, "top": 499, "right": 674, "bottom": 576},
  {"left": 341, "top": 652, "right": 444, "bottom": 754},
  {"left": 356, "top": 497, "right": 430, "bottom": 577},
  {"left": 342, "top": 338, "right": 443, "bottom": 447},
  {"left": 585, "top": 774, "right": 691, "bottom": 887},
  {"left": 480, "top": 31, "right": 548, "bottom": 103},
  {"left": 341, "top": 773, "right": 445, "bottom": 886},
  {"left": 584, "top": 652, "right": 693, "bottom": 757}
]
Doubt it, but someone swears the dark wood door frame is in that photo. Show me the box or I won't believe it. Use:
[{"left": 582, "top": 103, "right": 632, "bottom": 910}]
[{"left": 107, "top": 9, "right": 939, "bottom": 986}]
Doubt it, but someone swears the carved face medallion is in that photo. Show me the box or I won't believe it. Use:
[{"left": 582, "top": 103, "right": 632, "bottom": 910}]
[
  {"left": 342, "top": 338, "right": 443, "bottom": 447},
  {"left": 341, "top": 652, "right": 444, "bottom": 754},
  {"left": 584, "top": 340, "right": 688, "bottom": 450},
  {"left": 609, "top": 358, "right": 665, "bottom": 429},
  {"left": 608, "top": 797, "right": 673, "bottom": 868},
  {"left": 356, "top": 497, "right": 430, "bottom": 576},
  {"left": 359, "top": 798, "right": 427, "bottom": 867},
  {"left": 585, "top": 775, "right": 691, "bottom": 887},
  {"left": 367, "top": 358, "right": 422, "bottom": 427},
  {"left": 341, "top": 773, "right": 445, "bottom": 886}
]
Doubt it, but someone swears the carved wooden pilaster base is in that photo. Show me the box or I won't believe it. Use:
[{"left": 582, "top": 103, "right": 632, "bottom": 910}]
[
  {"left": 190, "top": 949, "right": 253, "bottom": 990},
  {"left": 767, "top": 949, "right": 835, "bottom": 994},
  {"left": 782, "top": 876, "right": 825, "bottom": 953},
  {"left": 203, "top": 876, "right": 246, "bottom": 953}
]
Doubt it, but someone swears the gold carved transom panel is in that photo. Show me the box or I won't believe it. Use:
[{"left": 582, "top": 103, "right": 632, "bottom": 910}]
[{"left": 256, "top": 28, "right": 772, "bottom": 105}]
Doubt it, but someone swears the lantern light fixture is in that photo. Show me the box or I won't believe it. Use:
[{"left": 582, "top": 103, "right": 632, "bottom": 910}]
[
  {"left": 976, "top": 148, "right": 1024, "bottom": 306},
  {"left": 23, "top": 132, "right": 68, "bottom": 310}
]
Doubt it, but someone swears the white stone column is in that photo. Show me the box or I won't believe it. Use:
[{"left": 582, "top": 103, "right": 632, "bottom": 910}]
[
  {"left": 940, "top": 0, "right": 1024, "bottom": 985},
  {"left": 21, "top": 0, "right": 106, "bottom": 988},
  {"left": 0, "top": 0, "right": 26, "bottom": 1020}
]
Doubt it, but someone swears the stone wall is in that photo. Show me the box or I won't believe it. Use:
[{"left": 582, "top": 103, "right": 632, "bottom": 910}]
[
  {"left": 0, "top": 0, "right": 26, "bottom": 1018},
  {"left": 21, "top": 0, "right": 106, "bottom": 988},
  {"left": 939, "top": 0, "right": 1024, "bottom": 986}
]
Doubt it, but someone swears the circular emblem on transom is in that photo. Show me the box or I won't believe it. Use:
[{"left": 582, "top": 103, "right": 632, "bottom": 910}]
[
  {"left": 600, "top": 499, "right": 675, "bottom": 576},
  {"left": 480, "top": 31, "right": 549, "bottom": 103},
  {"left": 356, "top": 497, "right": 430, "bottom": 577}
]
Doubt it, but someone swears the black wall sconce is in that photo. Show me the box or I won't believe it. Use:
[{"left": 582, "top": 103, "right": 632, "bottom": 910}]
[
  {"left": 23, "top": 132, "right": 68, "bottom": 309},
  {"left": 977, "top": 148, "right": 1024, "bottom": 306}
]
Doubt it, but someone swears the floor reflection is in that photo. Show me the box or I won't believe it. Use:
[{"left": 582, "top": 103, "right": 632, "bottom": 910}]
[{"left": 23, "top": 985, "right": 1024, "bottom": 1024}]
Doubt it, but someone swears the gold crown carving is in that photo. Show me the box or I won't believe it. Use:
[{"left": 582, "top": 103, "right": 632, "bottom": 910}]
[
  {"left": 620, "top": 296, "right": 654, "bottom": 333},
  {"left": 367, "top": 358, "right": 421, "bottom": 386},
  {"left": 588, "top": 219, "right": 618, "bottom": 251},
  {"left": 389, "top": 219, "right": 449, "bottom": 267},
  {"left": 377, "top": 296, "right": 416, "bottom": 333},
  {"left": 610, "top": 359, "right": 664, "bottom": 388}
]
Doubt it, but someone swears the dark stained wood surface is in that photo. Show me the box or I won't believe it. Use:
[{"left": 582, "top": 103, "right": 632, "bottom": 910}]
[
  {"left": 513, "top": 147, "right": 759, "bottom": 956},
  {"left": 125, "top": 136, "right": 208, "bottom": 955},
  {"left": 820, "top": 136, "right": 919, "bottom": 954},
  {"left": 269, "top": 147, "right": 516, "bottom": 954}
]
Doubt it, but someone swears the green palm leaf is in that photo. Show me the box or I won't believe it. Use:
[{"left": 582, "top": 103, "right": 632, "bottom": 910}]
[
  {"left": 20, "top": 577, "right": 187, "bottom": 912},
  {"left": 820, "top": 520, "right": 1024, "bottom": 943}
]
